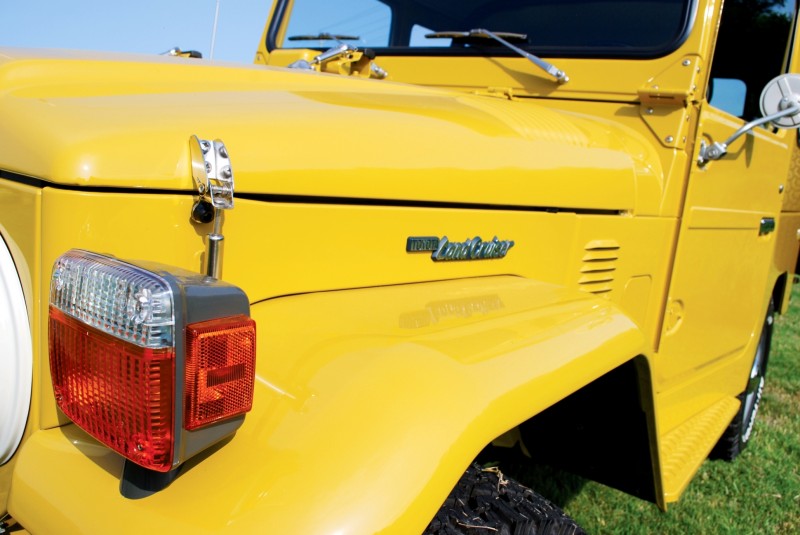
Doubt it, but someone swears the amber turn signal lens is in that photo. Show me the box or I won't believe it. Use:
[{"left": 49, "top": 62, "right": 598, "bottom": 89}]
[{"left": 184, "top": 315, "right": 256, "bottom": 431}]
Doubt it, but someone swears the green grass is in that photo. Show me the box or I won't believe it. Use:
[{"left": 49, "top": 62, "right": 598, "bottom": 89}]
[{"left": 505, "top": 287, "right": 800, "bottom": 534}]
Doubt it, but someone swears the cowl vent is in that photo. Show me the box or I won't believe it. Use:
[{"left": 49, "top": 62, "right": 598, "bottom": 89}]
[{"left": 578, "top": 240, "right": 620, "bottom": 295}]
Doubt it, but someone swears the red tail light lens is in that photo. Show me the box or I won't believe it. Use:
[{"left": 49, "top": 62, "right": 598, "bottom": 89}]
[
  {"left": 185, "top": 315, "right": 256, "bottom": 430},
  {"left": 49, "top": 307, "right": 175, "bottom": 471}
]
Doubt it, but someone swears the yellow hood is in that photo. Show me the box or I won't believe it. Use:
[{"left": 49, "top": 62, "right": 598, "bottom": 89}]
[{"left": 0, "top": 48, "right": 663, "bottom": 214}]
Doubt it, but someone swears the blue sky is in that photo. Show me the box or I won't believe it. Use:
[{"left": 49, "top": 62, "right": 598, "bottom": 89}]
[{"left": 0, "top": 1, "right": 272, "bottom": 63}]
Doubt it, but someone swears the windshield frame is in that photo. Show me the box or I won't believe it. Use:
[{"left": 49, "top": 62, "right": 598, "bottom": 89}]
[{"left": 266, "top": 0, "right": 698, "bottom": 60}]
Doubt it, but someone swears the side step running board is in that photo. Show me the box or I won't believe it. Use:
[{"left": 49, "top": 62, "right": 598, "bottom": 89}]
[{"left": 659, "top": 396, "right": 740, "bottom": 503}]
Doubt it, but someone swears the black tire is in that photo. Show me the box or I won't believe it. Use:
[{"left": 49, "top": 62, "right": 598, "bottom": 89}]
[
  {"left": 710, "top": 300, "right": 773, "bottom": 461},
  {"left": 424, "top": 464, "right": 586, "bottom": 535}
]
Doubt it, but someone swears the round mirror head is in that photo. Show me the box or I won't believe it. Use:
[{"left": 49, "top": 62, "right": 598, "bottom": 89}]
[{"left": 760, "top": 73, "right": 800, "bottom": 129}]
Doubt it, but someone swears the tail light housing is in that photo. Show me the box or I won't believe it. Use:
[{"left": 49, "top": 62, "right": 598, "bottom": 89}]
[{"left": 49, "top": 249, "right": 255, "bottom": 477}]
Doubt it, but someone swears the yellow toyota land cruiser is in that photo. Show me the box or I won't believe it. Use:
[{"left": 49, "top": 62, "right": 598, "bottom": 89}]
[{"left": 1, "top": 0, "right": 799, "bottom": 533}]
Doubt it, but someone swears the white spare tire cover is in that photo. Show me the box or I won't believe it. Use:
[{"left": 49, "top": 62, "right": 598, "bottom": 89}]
[{"left": 0, "top": 238, "right": 32, "bottom": 465}]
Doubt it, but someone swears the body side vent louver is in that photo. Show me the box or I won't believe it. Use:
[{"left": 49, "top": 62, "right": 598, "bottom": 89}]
[{"left": 578, "top": 239, "right": 620, "bottom": 295}]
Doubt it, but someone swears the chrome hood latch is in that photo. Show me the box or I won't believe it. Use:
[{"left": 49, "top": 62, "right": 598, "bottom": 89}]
[{"left": 189, "top": 135, "right": 234, "bottom": 279}]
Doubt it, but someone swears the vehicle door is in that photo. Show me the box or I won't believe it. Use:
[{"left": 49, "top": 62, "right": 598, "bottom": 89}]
[{"left": 658, "top": 0, "right": 797, "bottom": 386}]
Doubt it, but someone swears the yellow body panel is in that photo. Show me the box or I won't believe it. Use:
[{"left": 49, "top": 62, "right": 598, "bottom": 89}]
[
  {"left": 28, "top": 189, "right": 673, "bottom": 432},
  {"left": 11, "top": 277, "right": 644, "bottom": 535},
  {"left": 0, "top": 181, "right": 41, "bottom": 514}
]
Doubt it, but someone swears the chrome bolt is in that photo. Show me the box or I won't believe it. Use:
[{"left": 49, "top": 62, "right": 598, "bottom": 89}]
[
  {"left": 779, "top": 184, "right": 785, "bottom": 193},
  {"left": 205, "top": 162, "right": 212, "bottom": 173},
  {"left": 221, "top": 166, "right": 232, "bottom": 179},
  {"left": 646, "top": 108, "right": 654, "bottom": 115},
  {"left": 200, "top": 140, "right": 211, "bottom": 153},
  {"left": 219, "top": 145, "right": 228, "bottom": 159},
  {"left": 665, "top": 136, "right": 675, "bottom": 143},
  {"left": 682, "top": 59, "right": 691, "bottom": 66}
]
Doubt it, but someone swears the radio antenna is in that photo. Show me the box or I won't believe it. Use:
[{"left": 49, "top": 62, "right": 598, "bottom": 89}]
[{"left": 209, "top": 0, "right": 221, "bottom": 60}]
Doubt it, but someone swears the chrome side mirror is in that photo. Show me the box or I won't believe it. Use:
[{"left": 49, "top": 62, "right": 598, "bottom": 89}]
[{"left": 699, "top": 73, "right": 800, "bottom": 165}]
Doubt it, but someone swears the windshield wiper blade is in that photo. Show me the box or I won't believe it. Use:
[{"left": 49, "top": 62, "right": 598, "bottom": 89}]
[
  {"left": 425, "top": 28, "right": 569, "bottom": 84},
  {"left": 426, "top": 30, "right": 528, "bottom": 42},
  {"left": 288, "top": 33, "right": 360, "bottom": 42}
]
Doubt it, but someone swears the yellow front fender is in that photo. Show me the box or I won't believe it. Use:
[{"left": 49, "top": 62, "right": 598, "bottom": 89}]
[{"left": 11, "top": 276, "right": 646, "bottom": 534}]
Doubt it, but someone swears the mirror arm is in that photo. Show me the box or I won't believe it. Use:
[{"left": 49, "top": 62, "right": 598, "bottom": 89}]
[{"left": 699, "top": 104, "right": 800, "bottom": 165}]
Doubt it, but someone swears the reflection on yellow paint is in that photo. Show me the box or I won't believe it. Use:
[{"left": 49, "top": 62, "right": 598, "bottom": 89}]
[{"left": 400, "top": 294, "right": 504, "bottom": 329}]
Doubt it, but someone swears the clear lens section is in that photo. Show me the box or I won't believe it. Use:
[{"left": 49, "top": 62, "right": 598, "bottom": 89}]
[{"left": 50, "top": 250, "right": 174, "bottom": 348}]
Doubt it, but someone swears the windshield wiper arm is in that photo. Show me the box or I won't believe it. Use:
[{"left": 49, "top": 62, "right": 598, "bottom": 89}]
[{"left": 426, "top": 28, "right": 569, "bottom": 84}]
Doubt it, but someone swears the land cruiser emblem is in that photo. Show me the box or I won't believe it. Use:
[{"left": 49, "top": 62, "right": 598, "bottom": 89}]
[{"left": 406, "top": 236, "right": 515, "bottom": 261}]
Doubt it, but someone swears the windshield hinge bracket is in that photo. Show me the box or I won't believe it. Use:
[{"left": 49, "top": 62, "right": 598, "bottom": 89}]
[
  {"left": 637, "top": 56, "right": 703, "bottom": 149},
  {"left": 637, "top": 87, "right": 691, "bottom": 107},
  {"left": 639, "top": 55, "right": 703, "bottom": 108}
]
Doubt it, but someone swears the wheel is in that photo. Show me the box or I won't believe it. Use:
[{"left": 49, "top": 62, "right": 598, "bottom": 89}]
[
  {"left": 424, "top": 464, "right": 586, "bottom": 535},
  {"left": 0, "top": 236, "right": 32, "bottom": 465},
  {"left": 710, "top": 300, "right": 773, "bottom": 461}
]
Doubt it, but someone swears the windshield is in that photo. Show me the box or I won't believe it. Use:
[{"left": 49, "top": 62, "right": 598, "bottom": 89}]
[{"left": 271, "top": 0, "right": 696, "bottom": 58}]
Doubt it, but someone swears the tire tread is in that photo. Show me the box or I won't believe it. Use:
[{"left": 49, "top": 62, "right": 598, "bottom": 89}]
[{"left": 424, "top": 464, "right": 585, "bottom": 535}]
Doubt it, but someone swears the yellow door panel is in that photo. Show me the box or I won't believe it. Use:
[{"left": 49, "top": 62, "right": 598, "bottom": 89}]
[{"left": 656, "top": 103, "right": 789, "bottom": 428}]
